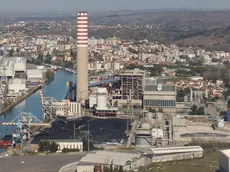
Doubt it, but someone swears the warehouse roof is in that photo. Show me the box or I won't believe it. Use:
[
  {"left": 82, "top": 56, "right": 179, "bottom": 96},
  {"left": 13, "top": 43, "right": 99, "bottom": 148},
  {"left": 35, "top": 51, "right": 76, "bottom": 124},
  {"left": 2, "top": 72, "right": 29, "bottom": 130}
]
[
  {"left": 80, "top": 151, "right": 141, "bottom": 166},
  {"left": 27, "top": 69, "right": 43, "bottom": 76},
  {"left": 151, "top": 146, "right": 203, "bottom": 155},
  {"left": 220, "top": 149, "right": 230, "bottom": 158}
]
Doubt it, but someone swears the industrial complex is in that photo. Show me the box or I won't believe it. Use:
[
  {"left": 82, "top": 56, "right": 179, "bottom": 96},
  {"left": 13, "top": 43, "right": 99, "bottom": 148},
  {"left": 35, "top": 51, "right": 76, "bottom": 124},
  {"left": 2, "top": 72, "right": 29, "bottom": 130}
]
[{"left": 1, "top": 9, "right": 230, "bottom": 172}]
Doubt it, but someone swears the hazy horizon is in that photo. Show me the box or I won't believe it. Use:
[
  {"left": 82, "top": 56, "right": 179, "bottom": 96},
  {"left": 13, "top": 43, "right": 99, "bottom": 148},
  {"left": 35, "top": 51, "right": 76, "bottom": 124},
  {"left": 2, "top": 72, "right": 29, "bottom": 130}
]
[{"left": 0, "top": 0, "right": 230, "bottom": 13}]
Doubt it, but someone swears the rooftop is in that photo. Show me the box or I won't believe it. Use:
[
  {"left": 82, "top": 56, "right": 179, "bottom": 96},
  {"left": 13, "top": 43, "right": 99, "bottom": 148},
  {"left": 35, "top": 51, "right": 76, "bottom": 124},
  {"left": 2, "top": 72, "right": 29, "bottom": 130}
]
[
  {"left": 120, "top": 69, "right": 146, "bottom": 76},
  {"left": 221, "top": 149, "right": 230, "bottom": 158},
  {"left": 80, "top": 151, "right": 141, "bottom": 166},
  {"left": 9, "top": 78, "right": 26, "bottom": 84},
  {"left": 144, "top": 84, "right": 176, "bottom": 92}
]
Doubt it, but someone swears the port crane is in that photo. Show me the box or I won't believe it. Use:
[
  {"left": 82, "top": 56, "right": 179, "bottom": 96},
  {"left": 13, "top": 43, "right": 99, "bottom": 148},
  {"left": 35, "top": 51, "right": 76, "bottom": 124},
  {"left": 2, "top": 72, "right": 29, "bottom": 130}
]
[{"left": 1, "top": 112, "right": 51, "bottom": 147}]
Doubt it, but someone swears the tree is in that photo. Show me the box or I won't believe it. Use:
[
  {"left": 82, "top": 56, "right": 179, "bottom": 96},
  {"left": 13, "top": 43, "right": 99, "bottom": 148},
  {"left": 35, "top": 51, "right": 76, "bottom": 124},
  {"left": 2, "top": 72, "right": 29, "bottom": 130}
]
[
  {"left": 46, "top": 69, "right": 54, "bottom": 80},
  {"left": 82, "top": 138, "right": 95, "bottom": 151},
  {"left": 190, "top": 104, "right": 198, "bottom": 115},
  {"left": 38, "top": 141, "right": 50, "bottom": 152},
  {"left": 49, "top": 142, "right": 59, "bottom": 153},
  {"left": 197, "top": 107, "right": 205, "bottom": 115},
  {"left": 8, "top": 49, "right": 14, "bottom": 57}
]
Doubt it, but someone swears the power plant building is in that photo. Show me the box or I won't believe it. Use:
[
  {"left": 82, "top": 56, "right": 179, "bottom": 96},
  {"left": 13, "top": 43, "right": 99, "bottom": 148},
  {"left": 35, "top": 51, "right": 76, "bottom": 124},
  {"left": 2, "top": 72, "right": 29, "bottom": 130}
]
[
  {"left": 143, "top": 84, "right": 177, "bottom": 113},
  {"left": 76, "top": 11, "right": 89, "bottom": 102},
  {"left": 112, "top": 69, "right": 146, "bottom": 107}
]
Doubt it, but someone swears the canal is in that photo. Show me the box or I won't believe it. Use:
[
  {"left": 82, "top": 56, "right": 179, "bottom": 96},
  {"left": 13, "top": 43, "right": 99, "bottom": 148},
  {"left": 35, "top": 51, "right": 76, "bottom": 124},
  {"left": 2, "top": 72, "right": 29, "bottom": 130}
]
[{"left": 0, "top": 71, "right": 76, "bottom": 138}]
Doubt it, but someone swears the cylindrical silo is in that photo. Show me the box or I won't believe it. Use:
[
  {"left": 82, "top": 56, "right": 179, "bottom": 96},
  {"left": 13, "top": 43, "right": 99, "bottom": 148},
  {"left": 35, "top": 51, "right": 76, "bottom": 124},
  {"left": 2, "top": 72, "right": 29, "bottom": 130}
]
[{"left": 96, "top": 87, "right": 107, "bottom": 109}]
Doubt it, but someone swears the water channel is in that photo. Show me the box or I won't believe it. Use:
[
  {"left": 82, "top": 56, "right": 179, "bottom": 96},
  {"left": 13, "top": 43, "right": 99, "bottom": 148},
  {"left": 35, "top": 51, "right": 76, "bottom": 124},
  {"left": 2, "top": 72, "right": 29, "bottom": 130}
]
[
  {"left": 0, "top": 70, "right": 76, "bottom": 138},
  {"left": 0, "top": 70, "right": 128, "bottom": 145}
]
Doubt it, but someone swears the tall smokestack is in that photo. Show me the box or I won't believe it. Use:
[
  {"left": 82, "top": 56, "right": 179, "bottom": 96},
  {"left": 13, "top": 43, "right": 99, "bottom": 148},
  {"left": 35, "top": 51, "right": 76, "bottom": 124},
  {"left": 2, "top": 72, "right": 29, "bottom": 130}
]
[{"left": 76, "top": 11, "right": 88, "bottom": 102}]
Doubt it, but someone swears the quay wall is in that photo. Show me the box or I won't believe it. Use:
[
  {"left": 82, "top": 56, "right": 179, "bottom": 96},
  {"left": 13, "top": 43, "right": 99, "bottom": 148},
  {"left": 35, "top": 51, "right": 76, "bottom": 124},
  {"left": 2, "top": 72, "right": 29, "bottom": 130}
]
[{"left": 0, "top": 84, "right": 44, "bottom": 116}]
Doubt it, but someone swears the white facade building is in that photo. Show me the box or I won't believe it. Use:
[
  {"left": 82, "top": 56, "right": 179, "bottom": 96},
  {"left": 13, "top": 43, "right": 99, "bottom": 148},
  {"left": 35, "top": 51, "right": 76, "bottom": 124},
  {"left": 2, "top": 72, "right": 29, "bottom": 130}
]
[
  {"left": 8, "top": 78, "right": 26, "bottom": 97},
  {"left": 51, "top": 100, "right": 82, "bottom": 117},
  {"left": 13, "top": 57, "right": 26, "bottom": 72},
  {"left": 27, "top": 69, "right": 43, "bottom": 82},
  {"left": 96, "top": 87, "right": 107, "bottom": 109},
  {"left": 45, "top": 140, "right": 83, "bottom": 152}
]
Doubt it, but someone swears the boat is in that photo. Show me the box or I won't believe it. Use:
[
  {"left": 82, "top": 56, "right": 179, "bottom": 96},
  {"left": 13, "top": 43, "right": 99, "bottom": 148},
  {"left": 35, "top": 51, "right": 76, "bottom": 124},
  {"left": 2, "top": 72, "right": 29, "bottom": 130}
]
[
  {"left": 51, "top": 65, "right": 57, "bottom": 71},
  {"left": 0, "top": 135, "right": 12, "bottom": 148}
]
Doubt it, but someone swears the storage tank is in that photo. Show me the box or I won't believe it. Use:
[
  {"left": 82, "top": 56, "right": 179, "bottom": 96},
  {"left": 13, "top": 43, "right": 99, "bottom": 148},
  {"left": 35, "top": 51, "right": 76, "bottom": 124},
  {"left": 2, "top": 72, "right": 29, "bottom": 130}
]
[
  {"left": 96, "top": 87, "right": 107, "bottom": 109},
  {"left": 141, "top": 123, "right": 151, "bottom": 129},
  {"left": 135, "top": 136, "right": 152, "bottom": 147}
]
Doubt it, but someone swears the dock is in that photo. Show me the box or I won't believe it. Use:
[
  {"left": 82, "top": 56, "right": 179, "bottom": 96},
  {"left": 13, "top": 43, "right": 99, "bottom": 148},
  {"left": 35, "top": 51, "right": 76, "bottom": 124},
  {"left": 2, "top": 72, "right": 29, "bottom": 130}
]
[{"left": 0, "top": 83, "right": 44, "bottom": 116}]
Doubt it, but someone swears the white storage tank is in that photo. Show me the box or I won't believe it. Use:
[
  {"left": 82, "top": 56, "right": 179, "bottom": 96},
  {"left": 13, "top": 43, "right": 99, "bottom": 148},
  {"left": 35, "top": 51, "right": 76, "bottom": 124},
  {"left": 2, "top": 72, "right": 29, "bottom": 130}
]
[{"left": 96, "top": 87, "right": 107, "bottom": 109}]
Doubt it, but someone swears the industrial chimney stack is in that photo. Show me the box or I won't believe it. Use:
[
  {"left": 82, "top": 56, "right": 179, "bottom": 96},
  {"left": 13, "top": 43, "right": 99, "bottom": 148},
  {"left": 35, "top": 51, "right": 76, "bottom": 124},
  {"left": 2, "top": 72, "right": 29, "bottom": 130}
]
[{"left": 76, "top": 11, "right": 88, "bottom": 102}]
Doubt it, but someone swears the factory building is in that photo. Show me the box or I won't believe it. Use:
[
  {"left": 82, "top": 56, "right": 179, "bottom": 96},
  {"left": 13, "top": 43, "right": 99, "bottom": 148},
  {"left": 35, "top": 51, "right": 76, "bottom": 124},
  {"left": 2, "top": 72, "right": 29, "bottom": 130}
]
[
  {"left": 43, "top": 139, "right": 83, "bottom": 152},
  {"left": 0, "top": 57, "right": 27, "bottom": 79},
  {"left": 219, "top": 149, "right": 230, "bottom": 172},
  {"left": 76, "top": 11, "right": 89, "bottom": 102},
  {"left": 13, "top": 57, "right": 26, "bottom": 73},
  {"left": 26, "top": 69, "right": 43, "bottom": 83},
  {"left": 76, "top": 151, "right": 145, "bottom": 172},
  {"left": 112, "top": 69, "right": 146, "bottom": 107},
  {"left": 47, "top": 100, "right": 82, "bottom": 117},
  {"left": 8, "top": 78, "right": 26, "bottom": 97},
  {"left": 143, "top": 84, "right": 177, "bottom": 113},
  {"left": 93, "top": 87, "right": 118, "bottom": 117}
]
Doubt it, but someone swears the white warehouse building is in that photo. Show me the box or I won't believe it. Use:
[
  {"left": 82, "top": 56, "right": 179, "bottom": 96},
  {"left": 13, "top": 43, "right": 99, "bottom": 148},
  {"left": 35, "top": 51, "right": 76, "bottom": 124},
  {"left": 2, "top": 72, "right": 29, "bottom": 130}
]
[
  {"left": 27, "top": 69, "right": 43, "bottom": 82},
  {"left": 13, "top": 57, "right": 26, "bottom": 72},
  {"left": 8, "top": 78, "right": 26, "bottom": 97}
]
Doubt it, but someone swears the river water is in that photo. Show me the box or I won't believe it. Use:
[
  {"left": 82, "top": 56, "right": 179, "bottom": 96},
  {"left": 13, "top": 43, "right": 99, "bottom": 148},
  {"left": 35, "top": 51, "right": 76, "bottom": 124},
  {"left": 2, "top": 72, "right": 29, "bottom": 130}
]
[{"left": 0, "top": 71, "right": 76, "bottom": 138}]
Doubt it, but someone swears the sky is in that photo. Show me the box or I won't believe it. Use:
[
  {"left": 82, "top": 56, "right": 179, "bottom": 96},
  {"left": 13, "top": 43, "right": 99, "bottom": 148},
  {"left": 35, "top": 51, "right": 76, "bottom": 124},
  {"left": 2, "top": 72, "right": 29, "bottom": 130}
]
[{"left": 0, "top": 0, "right": 230, "bottom": 12}]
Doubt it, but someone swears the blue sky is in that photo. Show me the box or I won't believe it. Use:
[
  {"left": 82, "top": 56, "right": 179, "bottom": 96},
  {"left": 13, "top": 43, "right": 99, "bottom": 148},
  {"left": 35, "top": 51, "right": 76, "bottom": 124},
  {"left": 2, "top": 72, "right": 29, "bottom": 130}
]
[{"left": 0, "top": 0, "right": 230, "bottom": 12}]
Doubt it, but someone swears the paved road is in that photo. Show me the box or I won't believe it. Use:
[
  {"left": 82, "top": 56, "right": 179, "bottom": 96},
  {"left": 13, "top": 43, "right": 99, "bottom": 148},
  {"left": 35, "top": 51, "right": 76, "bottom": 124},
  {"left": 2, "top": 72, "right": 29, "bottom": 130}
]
[{"left": 0, "top": 154, "right": 84, "bottom": 172}]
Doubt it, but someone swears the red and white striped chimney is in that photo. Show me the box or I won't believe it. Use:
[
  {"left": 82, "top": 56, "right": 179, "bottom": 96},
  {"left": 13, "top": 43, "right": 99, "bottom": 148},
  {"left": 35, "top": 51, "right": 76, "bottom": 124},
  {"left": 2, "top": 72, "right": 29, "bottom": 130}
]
[{"left": 77, "top": 11, "right": 88, "bottom": 47}]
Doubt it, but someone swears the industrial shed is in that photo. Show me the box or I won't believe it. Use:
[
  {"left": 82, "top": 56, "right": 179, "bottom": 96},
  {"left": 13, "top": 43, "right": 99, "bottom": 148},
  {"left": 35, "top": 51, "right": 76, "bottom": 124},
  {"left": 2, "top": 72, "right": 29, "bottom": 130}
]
[
  {"left": 78, "top": 151, "right": 145, "bottom": 171},
  {"left": 151, "top": 146, "right": 203, "bottom": 163},
  {"left": 27, "top": 69, "right": 43, "bottom": 82}
]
